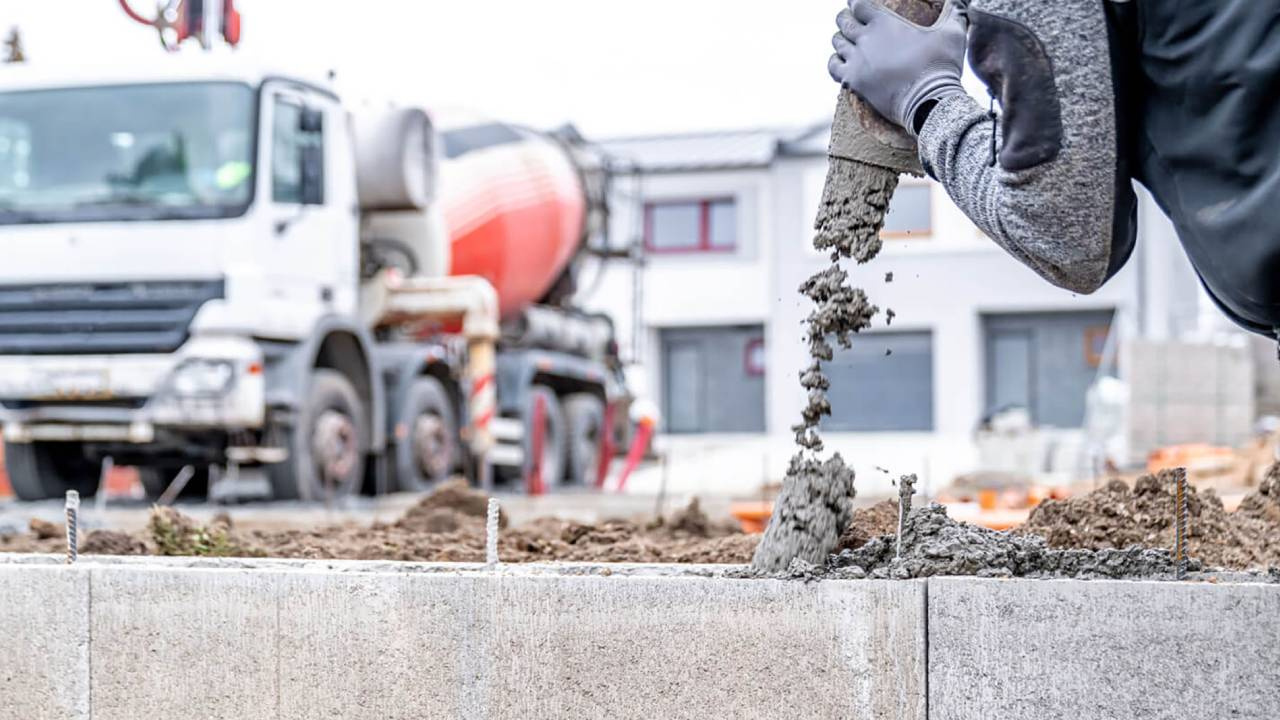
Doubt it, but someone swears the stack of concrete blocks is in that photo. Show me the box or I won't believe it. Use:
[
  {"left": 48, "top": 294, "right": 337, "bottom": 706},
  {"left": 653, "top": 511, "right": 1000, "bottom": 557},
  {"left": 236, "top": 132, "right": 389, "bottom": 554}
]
[{"left": 1123, "top": 339, "right": 1255, "bottom": 464}]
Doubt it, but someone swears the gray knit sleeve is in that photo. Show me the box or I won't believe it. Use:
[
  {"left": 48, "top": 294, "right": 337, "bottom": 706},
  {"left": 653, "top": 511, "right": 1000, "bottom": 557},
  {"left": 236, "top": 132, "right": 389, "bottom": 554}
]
[{"left": 915, "top": 0, "right": 1127, "bottom": 295}]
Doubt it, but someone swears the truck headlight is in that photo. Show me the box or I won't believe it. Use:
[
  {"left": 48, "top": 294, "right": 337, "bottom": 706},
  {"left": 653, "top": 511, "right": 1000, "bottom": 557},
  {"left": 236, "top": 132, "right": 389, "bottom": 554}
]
[{"left": 169, "top": 359, "right": 236, "bottom": 398}]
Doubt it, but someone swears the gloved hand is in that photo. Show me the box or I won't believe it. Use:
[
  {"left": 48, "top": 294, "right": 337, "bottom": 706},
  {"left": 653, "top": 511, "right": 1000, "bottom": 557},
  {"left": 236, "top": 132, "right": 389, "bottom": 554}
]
[{"left": 828, "top": 0, "right": 968, "bottom": 135}]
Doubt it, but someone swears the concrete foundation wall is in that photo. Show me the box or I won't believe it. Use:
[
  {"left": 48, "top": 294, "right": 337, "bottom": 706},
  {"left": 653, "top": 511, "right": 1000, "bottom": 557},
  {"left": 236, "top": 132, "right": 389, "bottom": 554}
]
[
  {"left": 0, "top": 557, "right": 925, "bottom": 720},
  {"left": 2, "top": 557, "right": 1277, "bottom": 719}
]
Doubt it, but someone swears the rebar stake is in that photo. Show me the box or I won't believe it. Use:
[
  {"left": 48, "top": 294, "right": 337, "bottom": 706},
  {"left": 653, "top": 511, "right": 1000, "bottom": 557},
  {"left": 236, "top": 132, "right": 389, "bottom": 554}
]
[
  {"left": 64, "top": 490, "right": 79, "bottom": 564},
  {"left": 1174, "top": 468, "right": 1188, "bottom": 580},
  {"left": 485, "top": 498, "right": 500, "bottom": 567},
  {"left": 896, "top": 475, "right": 917, "bottom": 561}
]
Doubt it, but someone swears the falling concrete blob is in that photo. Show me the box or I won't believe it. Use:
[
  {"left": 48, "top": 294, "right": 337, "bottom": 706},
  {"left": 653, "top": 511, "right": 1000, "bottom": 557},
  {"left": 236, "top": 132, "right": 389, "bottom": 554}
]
[{"left": 751, "top": 455, "right": 857, "bottom": 573}]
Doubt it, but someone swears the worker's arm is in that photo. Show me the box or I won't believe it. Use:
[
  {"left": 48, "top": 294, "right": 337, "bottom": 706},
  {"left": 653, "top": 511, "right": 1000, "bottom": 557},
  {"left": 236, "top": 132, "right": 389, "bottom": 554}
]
[{"left": 831, "top": 0, "right": 1136, "bottom": 294}]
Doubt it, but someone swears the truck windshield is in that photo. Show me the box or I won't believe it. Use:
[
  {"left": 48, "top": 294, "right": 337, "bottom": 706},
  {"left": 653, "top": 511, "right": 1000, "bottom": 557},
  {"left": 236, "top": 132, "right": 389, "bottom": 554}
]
[{"left": 0, "top": 82, "right": 255, "bottom": 225}]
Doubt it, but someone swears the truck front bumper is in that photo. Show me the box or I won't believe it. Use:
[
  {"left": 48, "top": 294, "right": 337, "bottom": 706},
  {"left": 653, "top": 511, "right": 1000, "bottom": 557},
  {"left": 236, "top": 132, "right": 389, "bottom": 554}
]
[{"left": 0, "top": 335, "right": 266, "bottom": 444}]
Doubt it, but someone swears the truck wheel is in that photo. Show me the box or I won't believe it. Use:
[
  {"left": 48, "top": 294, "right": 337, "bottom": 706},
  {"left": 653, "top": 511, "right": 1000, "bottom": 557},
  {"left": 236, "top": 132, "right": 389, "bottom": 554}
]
[
  {"left": 563, "top": 394, "right": 605, "bottom": 485},
  {"left": 523, "top": 385, "right": 567, "bottom": 491},
  {"left": 268, "top": 369, "right": 367, "bottom": 502},
  {"left": 393, "top": 376, "right": 458, "bottom": 492},
  {"left": 138, "top": 466, "right": 210, "bottom": 502},
  {"left": 3, "top": 442, "right": 98, "bottom": 501}
]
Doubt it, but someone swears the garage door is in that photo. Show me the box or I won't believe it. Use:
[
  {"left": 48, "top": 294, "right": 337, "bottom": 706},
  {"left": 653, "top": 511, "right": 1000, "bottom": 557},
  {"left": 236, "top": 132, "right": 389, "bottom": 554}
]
[
  {"left": 822, "top": 331, "right": 934, "bottom": 432},
  {"left": 661, "top": 326, "right": 766, "bottom": 434}
]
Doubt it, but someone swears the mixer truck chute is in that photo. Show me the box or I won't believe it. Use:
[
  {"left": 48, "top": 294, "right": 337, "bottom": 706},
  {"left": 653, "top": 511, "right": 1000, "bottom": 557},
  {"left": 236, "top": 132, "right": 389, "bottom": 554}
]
[{"left": 0, "top": 59, "right": 632, "bottom": 501}]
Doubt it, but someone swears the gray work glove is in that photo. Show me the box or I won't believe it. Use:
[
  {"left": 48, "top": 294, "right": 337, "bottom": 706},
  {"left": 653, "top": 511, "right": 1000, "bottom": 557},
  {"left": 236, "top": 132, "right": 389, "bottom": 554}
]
[{"left": 828, "top": 0, "right": 968, "bottom": 135}]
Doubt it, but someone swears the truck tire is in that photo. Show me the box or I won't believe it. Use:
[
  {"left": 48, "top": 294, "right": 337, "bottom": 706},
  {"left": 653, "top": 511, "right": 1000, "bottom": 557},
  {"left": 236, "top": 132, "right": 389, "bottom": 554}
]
[
  {"left": 268, "top": 369, "right": 367, "bottom": 502},
  {"left": 563, "top": 393, "right": 605, "bottom": 486},
  {"left": 393, "top": 376, "right": 459, "bottom": 492},
  {"left": 3, "top": 441, "right": 98, "bottom": 501},
  {"left": 524, "top": 385, "right": 567, "bottom": 491},
  {"left": 138, "top": 466, "right": 210, "bottom": 502}
]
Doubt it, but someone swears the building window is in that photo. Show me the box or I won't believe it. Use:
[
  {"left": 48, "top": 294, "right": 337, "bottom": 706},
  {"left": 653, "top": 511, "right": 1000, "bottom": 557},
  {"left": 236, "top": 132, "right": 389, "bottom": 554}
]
[
  {"left": 821, "top": 332, "right": 934, "bottom": 432},
  {"left": 882, "top": 183, "right": 931, "bottom": 238},
  {"left": 645, "top": 199, "right": 737, "bottom": 253},
  {"left": 661, "top": 326, "right": 765, "bottom": 433},
  {"left": 983, "top": 311, "right": 1115, "bottom": 428}
]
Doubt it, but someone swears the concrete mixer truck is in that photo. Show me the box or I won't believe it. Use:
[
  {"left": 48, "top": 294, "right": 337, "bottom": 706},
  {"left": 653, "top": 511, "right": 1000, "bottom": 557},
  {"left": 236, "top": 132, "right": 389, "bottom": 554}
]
[{"left": 0, "top": 56, "right": 632, "bottom": 501}]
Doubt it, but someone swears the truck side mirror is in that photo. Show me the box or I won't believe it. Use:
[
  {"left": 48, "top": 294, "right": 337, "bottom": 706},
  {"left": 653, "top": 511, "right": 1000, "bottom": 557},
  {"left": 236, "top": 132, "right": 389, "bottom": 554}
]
[
  {"left": 300, "top": 144, "right": 324, "bottom": 205},
  {"left": 299, "top": 107, "right": 324, "bottom": 134}
]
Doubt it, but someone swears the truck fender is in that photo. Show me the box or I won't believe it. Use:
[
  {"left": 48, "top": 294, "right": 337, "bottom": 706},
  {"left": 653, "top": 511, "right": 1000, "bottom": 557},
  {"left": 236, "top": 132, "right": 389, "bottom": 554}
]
[{"left": 262, "top": 315, "right": 386, "bottom": 451}]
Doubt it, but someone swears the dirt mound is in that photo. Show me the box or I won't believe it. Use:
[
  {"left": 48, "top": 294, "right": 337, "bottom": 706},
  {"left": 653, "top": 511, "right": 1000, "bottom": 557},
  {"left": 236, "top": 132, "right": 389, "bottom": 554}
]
[
  {"left": 1238, "top": 463, "right": 1280, "bottom": 523},
  {"left": 150, "top": 506, "right": 258, "bottom": 558},
  {"left": 836, "top": 500, "right": 898, "bottom": 552},
  {"left": 395, "top": 479, "right": 507, "bottom": 533},
  {"left": 1021, "top": 469, "right": 1280, "bottom": 570},
  {"left": 29, "top": 517, "right": 60, "bottom": 540},
  {"left": 80, "top": 529, "right": 149, "bottom": 555}
]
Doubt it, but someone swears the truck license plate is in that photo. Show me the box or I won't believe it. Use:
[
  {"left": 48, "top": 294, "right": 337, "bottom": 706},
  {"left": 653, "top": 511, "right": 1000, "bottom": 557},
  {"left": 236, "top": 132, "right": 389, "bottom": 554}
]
[{"left": 35, "top": 369, "right": 111, "bottom": 399}]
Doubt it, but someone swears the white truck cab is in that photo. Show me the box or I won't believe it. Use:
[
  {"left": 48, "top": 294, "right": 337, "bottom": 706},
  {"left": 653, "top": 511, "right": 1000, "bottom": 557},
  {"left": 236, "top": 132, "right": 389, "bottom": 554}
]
[{"left": 0, "top": 58, "right": 388, "bottom": 500}]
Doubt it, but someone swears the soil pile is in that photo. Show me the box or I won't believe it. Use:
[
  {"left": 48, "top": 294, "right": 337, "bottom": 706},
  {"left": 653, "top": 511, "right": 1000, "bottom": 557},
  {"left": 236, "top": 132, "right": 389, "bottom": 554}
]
[
  {"left": 1021, "top": 469, "right": 1280, "bottom": 570},
  {"left": 395, "top": 479, "right": 508, "bottom": 533},
  {"left": 825, "top": 503, "right": 1192, "bottom": 580},
  {"left": 836, "top": 500, "right": 898, "bottom": 553},
  {"left": 0, "top": 482, "right": 760, "bottom": 564}
]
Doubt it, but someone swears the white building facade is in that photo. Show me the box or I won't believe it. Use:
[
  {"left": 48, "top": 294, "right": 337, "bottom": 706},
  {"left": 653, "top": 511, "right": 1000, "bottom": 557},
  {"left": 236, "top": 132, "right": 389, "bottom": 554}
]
[{"left": 582, "top": 124, "right": 1257, "bottom": 494}]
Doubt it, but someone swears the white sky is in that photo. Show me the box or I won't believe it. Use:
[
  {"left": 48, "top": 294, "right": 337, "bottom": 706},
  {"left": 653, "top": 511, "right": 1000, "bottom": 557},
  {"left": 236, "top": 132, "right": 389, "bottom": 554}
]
[{"left": 3, "top": 0, "right": 847, "bottom": 138}]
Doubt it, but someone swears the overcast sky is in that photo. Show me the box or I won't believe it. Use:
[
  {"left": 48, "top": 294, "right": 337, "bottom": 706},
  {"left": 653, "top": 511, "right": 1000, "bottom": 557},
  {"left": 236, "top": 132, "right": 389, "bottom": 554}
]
[{"left": 4, "top": 0, "right": 848, "bottom": 138}]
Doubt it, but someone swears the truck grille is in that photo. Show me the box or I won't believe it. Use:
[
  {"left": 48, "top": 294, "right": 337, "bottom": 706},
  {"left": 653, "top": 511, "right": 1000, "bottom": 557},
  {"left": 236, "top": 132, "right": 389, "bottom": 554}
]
[{"left": 0, "top": 280, "right": 224, "bottom": 355}]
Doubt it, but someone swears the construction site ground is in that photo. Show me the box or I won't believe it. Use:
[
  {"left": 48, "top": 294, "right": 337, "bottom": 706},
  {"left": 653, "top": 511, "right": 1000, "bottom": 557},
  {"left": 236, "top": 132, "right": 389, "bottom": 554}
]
[{"left": 4, "top": 466, "right": 1280, "bottom": 572}]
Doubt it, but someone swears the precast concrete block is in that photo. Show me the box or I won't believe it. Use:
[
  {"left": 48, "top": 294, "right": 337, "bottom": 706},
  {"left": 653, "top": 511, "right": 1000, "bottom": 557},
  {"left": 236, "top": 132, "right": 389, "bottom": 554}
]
[
  {"left": 928, "top": 577, "right": 1280, "bottom": 720},
  {"left": 479, "top": 575, "right": 926, "bottom": 720},
  {"left": 89, "top": 564, "right": 280, "bottom": 720},
  {"left": 274, "top": 569, "right": 472, "bottom": 720},
  {"left": 0, "top": 562, "right": 90, "bottom": 720}
]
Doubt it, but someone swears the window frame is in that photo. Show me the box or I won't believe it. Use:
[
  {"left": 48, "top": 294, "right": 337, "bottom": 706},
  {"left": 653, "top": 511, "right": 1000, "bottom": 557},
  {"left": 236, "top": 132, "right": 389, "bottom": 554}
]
[
  {"left": 644, "top": 197, "right": 737, "bottom": 254},
  {"left": 744, "top": 337, "right": 766, "bottom": 378},
  {"left": 879, "top": 182, "right": 933, "bottom": 240}
]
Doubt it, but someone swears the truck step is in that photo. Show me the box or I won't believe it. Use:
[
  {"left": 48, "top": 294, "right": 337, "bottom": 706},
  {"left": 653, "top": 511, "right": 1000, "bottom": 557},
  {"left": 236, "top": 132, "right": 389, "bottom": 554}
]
[
  {"left": 226, "top": 446, "right": 288, "bottom": 464},
  {"left": 490, "top": 417, "right": 524, "bottom": 443},
  {"left": 487, "top": 443, "right": 524, "bottom": 467}
]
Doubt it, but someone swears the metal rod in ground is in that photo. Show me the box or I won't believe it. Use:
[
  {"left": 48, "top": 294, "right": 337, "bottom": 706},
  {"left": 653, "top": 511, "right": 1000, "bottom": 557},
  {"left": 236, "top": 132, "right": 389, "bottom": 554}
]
[
  {"left": 64, "top": 490, "right": 79, "bottom": 564},
  {"left": 485, "top": 498, "right": 500, "bottom": 566},
  {"left": 156, "top": 465, "right": 195, "bottom": 507},
  {"left": 94, "top": 455, "right": 113, "bottom": 514},
  {"left": 895, "top": 474, "right": 917, "bottom": 561},
  {"left": 1174, "top": 467, "right": 1188, "bottom": 580},
  {"left": 654, "top": 453, "right": 669, "bottom": 520}
]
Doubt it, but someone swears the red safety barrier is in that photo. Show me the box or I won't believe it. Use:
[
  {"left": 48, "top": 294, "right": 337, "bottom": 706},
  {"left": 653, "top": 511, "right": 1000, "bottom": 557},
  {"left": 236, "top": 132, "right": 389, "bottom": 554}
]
[
  {"left": 615, "top": 417, "right": 655, "bottom": 493},
  {"left": 0, "top": 444, "right": 10, "bottom": 499},
  {"left": 526, "top": 392, "right": 548, "bottom": 496},
  {"left": 595, "top": 402, "right": 616, "bottom": 489}
]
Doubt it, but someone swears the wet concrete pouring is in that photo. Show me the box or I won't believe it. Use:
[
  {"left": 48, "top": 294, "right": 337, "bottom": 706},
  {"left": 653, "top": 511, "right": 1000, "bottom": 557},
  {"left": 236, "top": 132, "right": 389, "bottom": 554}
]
[{"left": 749, "top": 160, "right": 894, "bottom": 574}]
